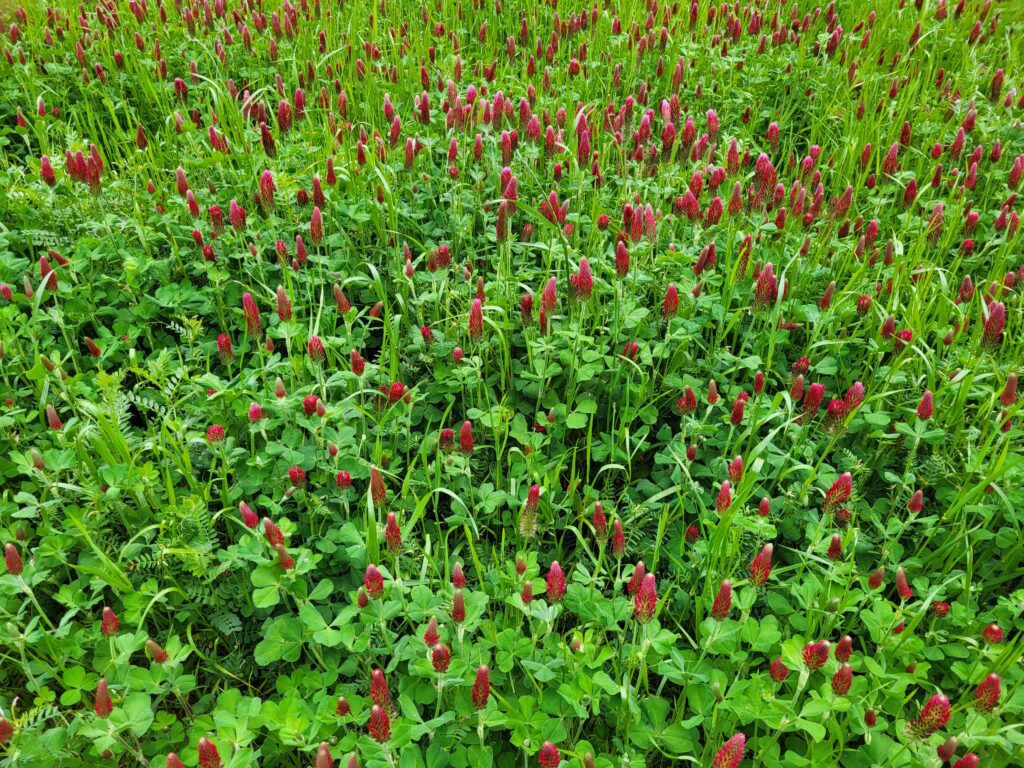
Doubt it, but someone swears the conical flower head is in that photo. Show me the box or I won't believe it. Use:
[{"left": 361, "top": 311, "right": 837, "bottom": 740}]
[
  {"left": 974, "top": 673, "right": 1000, "bottom": 712},
  {"left": 592, "top": 502, "right": 607, "bottom": 539},
  {"left": 803, "top": 383, "right": 825, "bottom": 421},
  {"left": 634, "top": 573, "right": 657, "bottom": 623},
  {"left": 370, "top": 668, "right": 390, "bottom": 708},
  {"left": 546, "top": 561, "right": 566, "bottom": 603},
  {"left": 315, "top": 743, "right": 334, "bottom": 768},
  {"left": 423, "top": 616, "right": 440, "bottom": 647},
  {"left": 727, "top": 455, "right": 744, "bottom": 483},
  {"left": 146, "top": 638, "right": 169, "bottom": 663},
  {"left": 94, "top": 677, "right": 113, "bottom": 717},
  {"left": 275, "top": 543, "right": 294, "bottom": 570},
  {"left": 364, "top": 564, "right": 384, "bottom": 598},
  {"left": 368, "top": 704, "right": 390, "bottom": 743},
  {"left": 40, "top": 154, "right": 56, "bottom": 185},
  {"left": 460, "top": 420, "right": 474, "bottom": 455},
  {"left": 790, "top": 375, "right": 805, "bottom": 401},
  {"left": 917, "top": 390, "right": 934, "bottom": 420},
  {"left": 937, "top": 737, "right": 959, "bottom": 762},
  {"left": 229, "top": 199, "right": 247, "bottom": 229},
  {"left": 520, "top": 293, "right": 534, "bottom": 325},
  {"left": 538, "top": 742, "right": 560, "bottom": 768},
  {"left": 677, "top": 386, "right": 697, "bottom": 415},
  {"left": 248, "top": 403, "right": 264, "bottom": 422},
  {"left": 711, "top": 579, "right": 732, "bottom": 619},
  {"left": 835, "top": 635, "right": 853, "bottom": 662},
  {"left": 333, "top": 284, "right": 350, "bottom": 314},
  {"left": 451, "top": 589, "right": 466, "bottom": 623},
  {"left": 472, "top": 664, "right": 490, "bottom": 708},
  {"left": 308, "top": 335, "right": 325, "bottom": 363},
  {"left": 310, "top": 206, "right": 323, "bottom": 244},
  {"left": 263, "top": 517, "right": 284, "bottom": 546},
  {"left": 983, "top": 301, "right": 1005, "bottom": 347},
  {"left": 868, "top": 566, "right": 885, "bottom": 589},
  {"left": 259, "top": 169, "right": 275, "bottom": 210},
  {"left": 611, "top": 518, "right": 626, "bottom": 557},
  {"left": 198, "top": 738, "right": 222, "bottom": 768},
  {"left": 370, "top": 467, "right": 386, "bottom": 505},
  {"left": 384, "top": 513, "right": 401, "bottom": 554},
  {"left": 823, "top": 473, "right": 852, "bottom": 510},
  {"left": 452, "top": 562, "right": 466, "bottom": 589},
  {"left": 908, "top": 694, "right": 950, "bottom": 739},
  {"left": 983, "top": 624, "right": 1003, "bottom": 644},
  {"left": 276, "top": 285, "right": 292, "bottom": 321},
  {"left": 301, "top": 393, "right": 317, "bottom": 417},
  {"left": 469, "top": 298, "right": 484, "bottom": 339},
  {"left": 541, "top": 276, "right": 557, "bottom": 314},
  {"left": 519, "top": 484, "right": 541, "bottom": 538},
  {"left": 242, "top": 293, "right": 261, "bottom": 335},
  {"left": 907, "top": 490, "right": 923, "bottom": 513},
  {"left": 824, "top": 399, "right": 847, "bottom": 431},
  {"left": 769, "top": 658, "right": 790, "bottom": 682},
  {"left": 663, "top": 283, "right": 679, "bottom": 320},
  {"left": 349, "top": 349, "right": 365, "bottom": 375},
  {"left": 845, "top": 382, "right": 865, "bottom": 410},
  {"left": 716, "top": 481, "right": 732, "bottom": 513},
  {"left": 626, "top": 561, "right": 646, "bottom": 596},
  {"left": 5, "top": 542, "right": 23, "bottom": 575},
  {"left": 431, "top": 643, "right": 451, "bottom": 673},
  {"left": 615, "top": 241, "right": 630, "bottom": 278},
  {"left": 101, "top": 606, "right": 119, "bottom": 635},
  {"left": 45, "top": 404, "right": 63, "bottom": 430},
  {"left": 856, "top": 293, "right": 872, "bottom": 316},
  {"left": 895, "top": 567, "right": 913, "bottom": 601},
  {"left": 750, "top": 543, "right": 773, "bottom": 586},
  {"left": 754, "top": 262, "right": 778, "bottom": 310},
  {"left": 952, "top": 756, "right": 979, "bottom": 768},
  {"left": 832, "top": 663, "right": 853, "bottom": 695},
  {"left": 802, "top": 640, "right": 831, "bottom": 670},
  {"left": 1000, "top": 373, "right": 1018, "bottom": 406},
  {"left": 439, "top": 428, "right": 455, "bottom": 453},
  {"left": 577, "top": 258, "right": 593, "bottom": 299},
  {"left": 387, "top": 382, "right": 406, "bottom": 405},
  {"left": 882, "top": 142, "right": 899, "bottom": 175},
  {"left": 521, "top": 580, "right": 533, "bottom": 604},
  {"left": 827, "top": 534, "right": 843, "bottom": 561},
  {"left": 166, "top": 754, "right": 184, "bottom": 768},
  {"left": 730, "top": 395, "right": 746, "bottom": 425},
  {"left": 712, "top": 733, "right": 745, "bottom": 768}
]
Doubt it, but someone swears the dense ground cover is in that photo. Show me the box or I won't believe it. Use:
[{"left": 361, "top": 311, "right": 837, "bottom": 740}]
[{"left": 1, "top": 0, "right": 1023, "bottom": 765}]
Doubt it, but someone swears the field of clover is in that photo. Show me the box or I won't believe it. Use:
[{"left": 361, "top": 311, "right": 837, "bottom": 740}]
[{"left": 1, "top": 0, "right": 1023, "bottom": 766}]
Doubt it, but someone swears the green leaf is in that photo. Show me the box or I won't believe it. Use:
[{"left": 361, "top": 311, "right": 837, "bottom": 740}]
[
  {"left": 253, "top": 618, "right": 304, "bottom": 665},
  {"left": 309, "top": 579, "right": 334, "bottom": 601},
  {"left": 252, "top": 586, "right": 280, "bottom": 609},
  {"left": 794, "top": 718, "right": 827, "bottom": 742},
  {"left": 250, "top": 565, "right": 280, "bottom": 589},
  {"left": 566, "top": 411, "right": 588, "bottom": 429}
]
